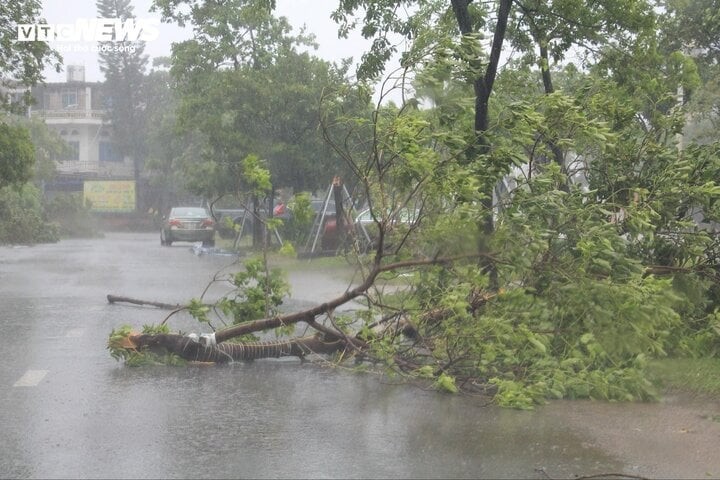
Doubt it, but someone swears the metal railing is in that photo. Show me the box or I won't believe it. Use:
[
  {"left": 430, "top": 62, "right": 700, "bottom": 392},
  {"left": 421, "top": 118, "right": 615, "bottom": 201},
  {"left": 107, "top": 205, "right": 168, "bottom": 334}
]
[
  {"left": 55, "top": 161, "right": 99, "bottom": 174},
  {"left": 32, "top": 109, "right": 106, "bottom": 120}
]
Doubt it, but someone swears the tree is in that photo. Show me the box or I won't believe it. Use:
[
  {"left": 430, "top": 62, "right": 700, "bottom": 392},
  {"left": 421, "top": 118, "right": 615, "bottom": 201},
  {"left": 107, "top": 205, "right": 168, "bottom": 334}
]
[
  {"left": 157, "top": 0, "right": 357, "bottom": 245},
  {"left": 96, "top": 0, "right": 149, "bottom": 211},
  {"left": 504, "top": 0, "right": 655, "bottom": 169},
  {"left": 0, "top": 1, "right": 62, "bottom": 113},
  {"left": 660, "top": 0, "right": 720, "bottom": 143},
  {"left": 0, "top": 122, "right": 34, "bottom": 189},
  {"left": 0, "top": 1, "right": 67, "bottom": 244},
  {"left": 661, "top": 0, "right": 720, "bottom": 69},
  {"left": 332, "top": 0, "right": 512, "bottom": 286},
  {"left": 107, "top": 0, "right": 720, "bottom": 410},
  {"left": 0, "top": 0, "right": 62, "bottom": 188},
  {"left": 0, "top": 114, "right": 68, "bottom": 245},
  {"left": 142, "top": 58, "right": 200, "bottom": 216},
  {"left": 226, "top": 51, "right": 355, "bottom": 193}
]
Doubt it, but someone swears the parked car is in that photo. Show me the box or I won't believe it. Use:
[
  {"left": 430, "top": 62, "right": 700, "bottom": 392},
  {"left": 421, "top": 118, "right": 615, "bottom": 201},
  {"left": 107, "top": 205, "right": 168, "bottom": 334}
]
[
  {"left": 275, "top": 198, "right": 336, "bottom": 222},
  {"left": 214, "top": 207, "right": 267, "bottom": 239},
  {"left": 353, "top": 206, "right": 421, "bottom": 247},
  {"left": 354, "top": 207, "right": 421, "bottom": 228},
  {"left": 214, "top": 208, "right": 248, "bottom": 239},
  {"left": 161, "top": 207, "right": 215, "bottom": 247}
]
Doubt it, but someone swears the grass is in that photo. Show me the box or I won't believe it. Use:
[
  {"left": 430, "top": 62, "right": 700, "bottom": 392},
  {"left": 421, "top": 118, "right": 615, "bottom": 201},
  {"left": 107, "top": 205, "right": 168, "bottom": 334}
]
[
  {"left": 648, "top": 357, "right": 720, "bottom": 395},
  {"left": 215, "top": 235, "right": 360, "bottom": 271}
]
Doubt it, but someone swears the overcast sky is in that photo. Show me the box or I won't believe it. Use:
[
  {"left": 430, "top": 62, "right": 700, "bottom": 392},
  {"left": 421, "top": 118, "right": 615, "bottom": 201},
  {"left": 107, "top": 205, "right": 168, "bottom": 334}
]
[{"left": 40, "top": 0, "right": 372, "bottom": 83}]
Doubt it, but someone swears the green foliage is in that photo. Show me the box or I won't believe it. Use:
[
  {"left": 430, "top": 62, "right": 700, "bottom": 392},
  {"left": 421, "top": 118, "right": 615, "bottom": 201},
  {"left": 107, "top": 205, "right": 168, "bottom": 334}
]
[
  {"left": 188, "top": 298, "right": 211, "bottom": 324},
  {"left": 0, "top": 122, "right": 35, "bottom": 189},
  {"left": 649, "top": 357, "right": 720, "bottom": 395},
  {"left": 278, "top": 192, "right": 314, "bottom": 244},
  {"left": 160, "top": 0, "right": 352, "bottom": 202},
  {"left": 213, "top": 256, "right": 289, "bottom": 323},
  {"left": 143, "top": 66, "right": 198, "bottom": 214},
  {"left": 107, "top": 323, "right": 185, "bottom": 366},
  {"left": 241, "top": 154, "right": 272, "bottom": 197},
  {"left": 0, "top": 0, "right": 62, "bottom": 113},
  {"left": 2, "top": 114, "right": 66, "bottom": 183},
  {"left": 107, "top": 325, "right": 135, "bottom": 362},
  {"left": 411, "top": 165, "right": 686, "bottom": 406},
  {"left": 288, "top": 192, "right": 313, "bottom": 226},
  {"left": 491, "top": 379, "right": 539, "bottom": 410},
  {"left": 142, "top": 323, "right": 171, "bottom": 335},
  {"left": 278, "top": 241, "right": 296, "bottom": 257},
  {"left": 0, "top": 115, "right": 80, "bottom": 243},
  {"left": 506, "top": 0, "right": 656, "bottom": 91},
  {"left": 96, "top": 0, "right": 149, "bottom": 201},
  {"left": 0, "top": 184, "right": 58, "bottom": 244},
  {"left": 346, "top": 76, "right": 715, "bottom": 407},
  {"left": 44, "top": 193, "right": 98, "bottom": 238},
  {"left": 107, "top": 0, "right": 720, "bottom": 409},
  {"left": 124, "top": 351, "right": 187, "bottom": 367},
  {"left": 434, "top": 372, "right": 459, "bottom": 393},
  {"left": 671, "top": 309, "right": 720, "bottom": 358}
]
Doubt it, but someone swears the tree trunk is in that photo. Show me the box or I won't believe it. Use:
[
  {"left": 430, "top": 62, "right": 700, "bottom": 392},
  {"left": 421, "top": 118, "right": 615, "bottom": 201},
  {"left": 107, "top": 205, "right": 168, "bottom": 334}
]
[
  {"left": 131, "top": 333, "right": 347, "bottom": 362},
  {"left": 451, "top": 0, "right": 513, "bottom": 289},
  {"left": 332, "top": 176, "right": 347, "bottom": 251},
  {"left": 538, "top": 41, "right": 567, "bottom": 173}
]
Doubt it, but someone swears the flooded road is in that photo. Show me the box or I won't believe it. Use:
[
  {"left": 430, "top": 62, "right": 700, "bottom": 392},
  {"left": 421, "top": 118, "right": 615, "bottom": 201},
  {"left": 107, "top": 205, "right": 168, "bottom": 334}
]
[{"left": 1, "top": 233, "right": 718, "bottom": 478}]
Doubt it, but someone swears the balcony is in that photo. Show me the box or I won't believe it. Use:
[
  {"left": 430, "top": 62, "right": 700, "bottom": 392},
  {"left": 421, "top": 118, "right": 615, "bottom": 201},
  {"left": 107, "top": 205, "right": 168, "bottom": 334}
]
[
  {"left": 32, "top": 109, "right": 106, "bottom": 122},
  {"left": 55, "top": 160, "right": 99, "bottom": 175}
]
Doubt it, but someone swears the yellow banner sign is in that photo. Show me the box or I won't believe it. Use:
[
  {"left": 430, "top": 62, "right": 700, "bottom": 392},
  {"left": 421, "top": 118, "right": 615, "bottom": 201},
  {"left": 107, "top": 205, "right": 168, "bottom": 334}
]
[{"left": 83, "top": 180, "right": 136, "bottom": 212}]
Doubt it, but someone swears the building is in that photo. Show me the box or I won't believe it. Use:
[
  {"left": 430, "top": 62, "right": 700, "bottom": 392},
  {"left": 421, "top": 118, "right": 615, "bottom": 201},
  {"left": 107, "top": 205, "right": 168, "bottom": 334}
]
[{"left": 29, "top": 66, "right": 133, "bottom": 179}]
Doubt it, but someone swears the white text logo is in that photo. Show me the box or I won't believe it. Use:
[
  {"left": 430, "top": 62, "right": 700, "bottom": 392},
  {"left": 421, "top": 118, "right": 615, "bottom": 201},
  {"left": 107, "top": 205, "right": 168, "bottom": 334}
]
[{"left": 16, "top": 19, "right": 160, "bottom": 42}]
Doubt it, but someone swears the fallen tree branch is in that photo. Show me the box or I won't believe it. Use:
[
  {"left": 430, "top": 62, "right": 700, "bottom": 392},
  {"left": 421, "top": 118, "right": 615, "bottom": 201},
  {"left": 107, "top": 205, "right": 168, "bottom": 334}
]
[
  {"left": 109, "top": 254, "right": 492, "bottom": 367},
  {"left": 213, "top": 253, "right": 488, "bottom": 343},
  {"left": 536, "top": 468, "right": 649, "bottom": 480},
  {"left": 107, "top": 294, "right": 182, "bottom": 310}
]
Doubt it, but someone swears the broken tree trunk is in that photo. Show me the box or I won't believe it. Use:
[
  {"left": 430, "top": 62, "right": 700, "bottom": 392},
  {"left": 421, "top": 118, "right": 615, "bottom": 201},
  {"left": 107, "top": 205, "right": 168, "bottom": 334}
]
[{"left": 130, "top": 333, "right": 346, "bottom": 362}]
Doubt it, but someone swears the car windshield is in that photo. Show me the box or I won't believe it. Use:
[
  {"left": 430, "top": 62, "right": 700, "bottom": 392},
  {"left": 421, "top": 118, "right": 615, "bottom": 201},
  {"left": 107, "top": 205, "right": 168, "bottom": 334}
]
[{"left": 171, "top": 208, "right": 208, "bottom": 217}]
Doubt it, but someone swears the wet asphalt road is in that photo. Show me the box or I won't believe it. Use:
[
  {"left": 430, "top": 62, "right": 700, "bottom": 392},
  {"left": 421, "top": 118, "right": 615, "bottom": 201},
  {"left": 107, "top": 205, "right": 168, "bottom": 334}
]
[{"left": 0, "top": 232, "right": 630, "bottom": 479}]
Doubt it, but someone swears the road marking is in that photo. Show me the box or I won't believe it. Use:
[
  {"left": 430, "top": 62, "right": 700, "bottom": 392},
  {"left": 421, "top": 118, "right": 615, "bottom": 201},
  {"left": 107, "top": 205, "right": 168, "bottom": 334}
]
[
  {"left": 65, "top": 328, "right": 84, "bottom": 338},
  {"left": 13, "top": 369, "right": 48, "bottom": 387}
]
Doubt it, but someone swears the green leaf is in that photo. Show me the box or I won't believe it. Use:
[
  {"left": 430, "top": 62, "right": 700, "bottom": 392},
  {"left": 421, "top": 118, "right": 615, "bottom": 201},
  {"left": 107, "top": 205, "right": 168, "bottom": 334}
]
[{"left": 435, "top": 373, "right": 459, "bottom": 393}]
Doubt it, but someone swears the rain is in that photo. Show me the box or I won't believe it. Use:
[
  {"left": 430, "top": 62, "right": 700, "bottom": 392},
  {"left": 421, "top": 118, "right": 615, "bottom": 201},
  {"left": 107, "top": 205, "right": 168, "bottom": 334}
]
[{"left": 1, "top": 0, "right": 719, "bottom": 478}]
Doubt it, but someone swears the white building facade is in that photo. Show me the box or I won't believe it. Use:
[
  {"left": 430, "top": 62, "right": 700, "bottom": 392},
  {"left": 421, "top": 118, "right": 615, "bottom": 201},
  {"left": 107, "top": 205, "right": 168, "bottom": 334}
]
[{"left": 30, "top": 66, "right": 133, "bottom": 179}]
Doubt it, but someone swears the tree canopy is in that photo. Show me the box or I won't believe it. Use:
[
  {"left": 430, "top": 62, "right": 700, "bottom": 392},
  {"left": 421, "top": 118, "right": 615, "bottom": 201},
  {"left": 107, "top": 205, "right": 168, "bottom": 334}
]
[
  {"left": 109, "top": 0, "right": 719, "bottom": 408},
  {"left": 0, "top": 0, "right": 61, "bottom": 189},
  {"left": 97, "top": 0, "right": 150, "bottom": 211}
]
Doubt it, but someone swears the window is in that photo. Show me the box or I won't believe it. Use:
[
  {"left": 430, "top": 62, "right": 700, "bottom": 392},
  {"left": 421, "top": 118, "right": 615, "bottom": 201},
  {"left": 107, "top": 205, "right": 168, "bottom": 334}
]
[
  {"left": 99, "top": 141, "right": 122, "bottom": 162},
  {"left": 62, "top": 91, "right": 77, "bottom": 108},
  {"left": 70, "top": 129, "right": 79, "bottom": 136},
  {"left": 59, "top": 141, "right": 80, "bottom": 161}
]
